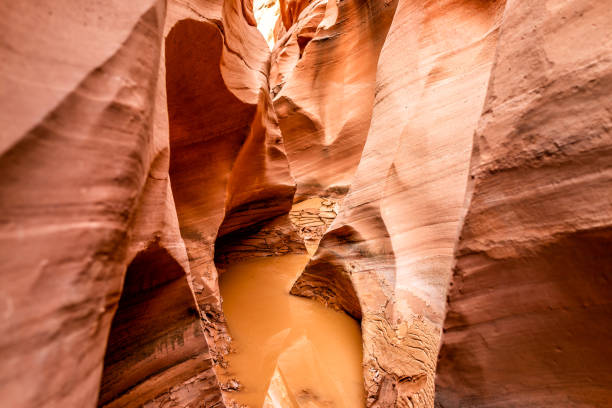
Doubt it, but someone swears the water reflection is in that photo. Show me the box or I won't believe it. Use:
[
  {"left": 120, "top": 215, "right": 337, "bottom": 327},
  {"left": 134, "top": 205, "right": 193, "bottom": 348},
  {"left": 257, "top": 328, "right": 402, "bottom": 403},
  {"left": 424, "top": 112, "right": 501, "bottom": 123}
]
[{"left": 219, "top": 254, "right": 364, "bottom": 407}]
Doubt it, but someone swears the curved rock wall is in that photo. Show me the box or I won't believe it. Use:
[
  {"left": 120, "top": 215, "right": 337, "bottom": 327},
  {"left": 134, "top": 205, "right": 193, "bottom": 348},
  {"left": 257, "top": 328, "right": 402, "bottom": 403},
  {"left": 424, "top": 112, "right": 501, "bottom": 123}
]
[
  {"left": 270, "top": 0, "right": 398, "bottom": 200},
  {"left": 290, "top": 0, "right": 612, "bottom": 407},
  {"left": 435, "top": 1, "right": 612, "bottom": 406},
  {"left": 0, "top": 0, "right": 295, "bottom": 407},
  {"left": 0, "top": 1, "right": 189, "bottom": 407},
  {"left": 291, "top": 0, "right": 507, "bottom": 405}
]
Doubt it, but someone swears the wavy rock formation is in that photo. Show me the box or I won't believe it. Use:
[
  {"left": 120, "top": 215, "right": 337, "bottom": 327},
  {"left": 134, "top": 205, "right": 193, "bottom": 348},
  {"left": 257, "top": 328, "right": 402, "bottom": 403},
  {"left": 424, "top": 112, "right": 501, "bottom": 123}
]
[
  {"left": 0, "top": 0, "right": 295, "bottom": 407},
  {"left": 291, "top": 0, "right": 507, "bottom": 405},
  {"left": 1, "top": 0, "right": 611, "bottom": 407},
  {"left": 270, "top": 0, "right": 398, "bottom": 199},
  {"left": 0, "top": 2, "right": 186, "bottom": 407},
  {"left": 164, "top": 0, "right": 295, "bottom": 377},
  {"left": 435, "top": 1, "right": 612, "bottom": 406}
]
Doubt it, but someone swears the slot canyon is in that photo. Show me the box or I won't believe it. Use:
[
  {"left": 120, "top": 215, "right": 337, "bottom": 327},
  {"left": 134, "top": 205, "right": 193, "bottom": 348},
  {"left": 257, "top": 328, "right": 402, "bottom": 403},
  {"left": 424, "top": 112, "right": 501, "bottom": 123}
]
[{"left": 0, "top": 0, "right": 611, "bottom": 407}]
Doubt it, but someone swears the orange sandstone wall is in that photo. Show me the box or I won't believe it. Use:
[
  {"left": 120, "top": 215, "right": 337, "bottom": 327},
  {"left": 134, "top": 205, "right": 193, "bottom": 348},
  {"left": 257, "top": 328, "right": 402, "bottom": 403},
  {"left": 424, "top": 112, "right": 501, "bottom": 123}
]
[
  {"left": 436, "top": 1, "right": 612, "bottom": 406},
  {"left": 270, "top": 0, "right": 398, "bottom": 200},
  {"left": 289, "top": 1, "right": 612, "bottom": 407},
  {"left": 0, "top": 0, "right": 296, "bottom": 407},
  {"left": 0, "top": 1, "right": 191, "bottom": 407},
  {"left": 291, "top": 0, "right": 507, "bottom": 405}
]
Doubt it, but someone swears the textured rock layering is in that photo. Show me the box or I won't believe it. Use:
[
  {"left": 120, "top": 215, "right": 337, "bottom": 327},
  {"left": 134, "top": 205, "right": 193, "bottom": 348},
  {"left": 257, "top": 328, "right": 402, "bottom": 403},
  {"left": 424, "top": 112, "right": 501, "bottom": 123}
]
[
  {"left": 0, "top": 2, "right": 195, "bottom": 407},
  {"left": 0, "top": 0, "right": 295, "bottom": 407},
  {"left": 270, "top": 0, "right": 398, "bottom": 199},
  {"left": 291, "top": 0, "right": 507, "bottom": 405},
  {"left": 435, "top": 1, "right": 612, "bottom": 406},
  {"left": 1, "top": 0, "right": 611, "bottom": 407}
]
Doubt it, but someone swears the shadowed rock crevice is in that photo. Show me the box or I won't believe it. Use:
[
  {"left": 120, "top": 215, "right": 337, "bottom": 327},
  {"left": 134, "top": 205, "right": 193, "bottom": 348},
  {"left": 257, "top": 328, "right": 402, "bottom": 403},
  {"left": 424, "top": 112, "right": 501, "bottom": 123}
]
[
  {"left": 98, "top": 242, "right": 219, "bottom": 408},
  {"left": 166, "top": 19, "right": 257, "bottom": 239}
]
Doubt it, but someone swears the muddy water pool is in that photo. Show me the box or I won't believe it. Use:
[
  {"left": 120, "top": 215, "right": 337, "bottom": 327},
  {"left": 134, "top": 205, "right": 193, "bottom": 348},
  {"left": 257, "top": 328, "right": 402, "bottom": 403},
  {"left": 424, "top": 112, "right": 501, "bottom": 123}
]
[{"left": 219, "top": 254, "right": 364, "bottom": 407}]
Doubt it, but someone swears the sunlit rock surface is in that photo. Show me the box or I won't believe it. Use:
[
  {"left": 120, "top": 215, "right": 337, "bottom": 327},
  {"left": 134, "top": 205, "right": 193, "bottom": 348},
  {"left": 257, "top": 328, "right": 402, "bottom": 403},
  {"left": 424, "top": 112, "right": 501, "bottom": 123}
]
[
  {"left": 291, "top": 0, "right": 506, "bottom": 404},
  {"left": 254, "top": 0, "right": 280, "bottom": 49},
  {"left": 270, "top": 0, "right": 397, "bottom": 199}
]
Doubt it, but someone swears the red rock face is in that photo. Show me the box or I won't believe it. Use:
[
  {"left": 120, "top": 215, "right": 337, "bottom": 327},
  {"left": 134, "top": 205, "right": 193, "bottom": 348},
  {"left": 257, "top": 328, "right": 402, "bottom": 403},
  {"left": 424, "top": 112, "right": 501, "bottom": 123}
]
[
  {"left": 290, "top": 0, "right": 507, "bottom": 404},
  {"left": 0, "top": 0, "right": 294, "bottom": 406},
  {"left": 1, "top": 0, "right": 611, "bottom": 407},
  {"left": 435, "top": 1, "right": 612, "bottom": 406},
  {"left": 270, "top": 0, "right": 398, "bottom": 199},
  {"left": 0, "top": 2, "right": 173, "bottom": 407}
]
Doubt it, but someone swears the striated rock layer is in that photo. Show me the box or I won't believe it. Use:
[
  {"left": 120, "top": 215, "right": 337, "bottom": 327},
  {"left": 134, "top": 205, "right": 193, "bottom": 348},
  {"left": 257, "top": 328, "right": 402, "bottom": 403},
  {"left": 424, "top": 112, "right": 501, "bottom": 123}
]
[
  {"left": 435, "top": 1, "right": 612, "bottom": 406},
  {"left": 0, "top": 0, "right": 296, "bottom": 407},
  {"left": 291, "top": 0, "right": 507, "bottom": 405},
  {"left": 270, "top": 0, "right": 398, "bottom": 199},
  {"left": 0, "top": 1, "right": 197, "bottom": 407}
]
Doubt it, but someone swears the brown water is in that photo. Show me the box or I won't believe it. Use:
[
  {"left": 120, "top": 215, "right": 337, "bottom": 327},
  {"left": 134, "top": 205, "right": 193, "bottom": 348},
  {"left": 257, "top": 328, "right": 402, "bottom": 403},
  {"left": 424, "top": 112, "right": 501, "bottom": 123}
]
[{"left": 219, "top": 254, "right": 364, "bottom": 407}]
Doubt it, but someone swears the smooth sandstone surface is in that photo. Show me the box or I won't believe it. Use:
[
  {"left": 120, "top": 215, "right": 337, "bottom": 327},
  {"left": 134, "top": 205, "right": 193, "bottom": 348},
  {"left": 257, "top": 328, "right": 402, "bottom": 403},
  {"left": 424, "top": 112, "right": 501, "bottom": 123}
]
[
  {"left": 1, "top": 0, "right": 611, "bottom": 407},
  {"left": 291, "top": 0, "right": 506, "bottom": 405},
  {"left": 0, "top": 2, "right": 188, "bottom": 407},
  {"left": 0, "top": 0, "right": 296, "bottom": 407},
  {"left": 435, "top": 1, "right": 612, "bottom": 406},
  {"left": 270, "top": 0, "right": 398, "bottom": 199}
]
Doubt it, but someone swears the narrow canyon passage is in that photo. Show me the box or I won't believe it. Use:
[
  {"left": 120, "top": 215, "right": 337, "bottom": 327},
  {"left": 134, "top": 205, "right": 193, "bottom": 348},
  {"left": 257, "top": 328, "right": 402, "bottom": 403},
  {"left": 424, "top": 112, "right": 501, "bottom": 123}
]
[{"left": 1, "top": 1, "right": 611, "bottom": 408}]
